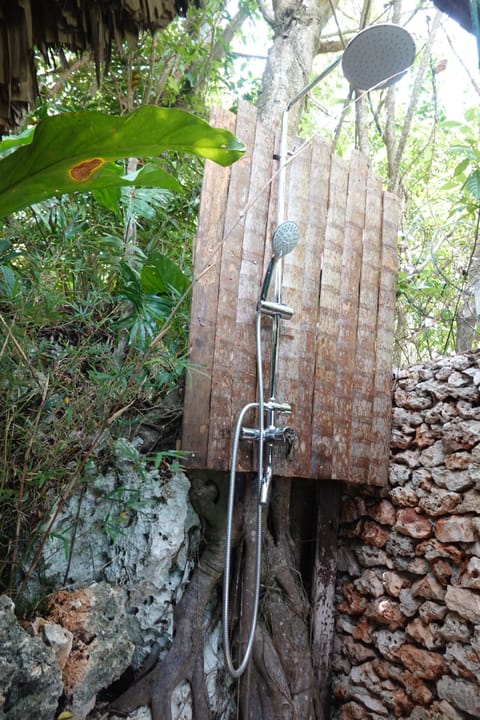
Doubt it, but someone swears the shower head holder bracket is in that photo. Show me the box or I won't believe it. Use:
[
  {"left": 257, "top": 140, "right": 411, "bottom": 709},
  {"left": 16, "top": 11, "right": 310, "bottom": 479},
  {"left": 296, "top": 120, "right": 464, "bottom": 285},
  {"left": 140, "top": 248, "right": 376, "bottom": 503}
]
[{"left": 257, "top": 299, "right": 294, "bottom": 318}]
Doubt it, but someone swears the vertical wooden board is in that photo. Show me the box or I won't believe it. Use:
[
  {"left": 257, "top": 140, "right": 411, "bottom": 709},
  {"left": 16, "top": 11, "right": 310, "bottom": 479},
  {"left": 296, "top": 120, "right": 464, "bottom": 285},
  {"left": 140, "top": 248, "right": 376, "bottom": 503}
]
[
  {"left": 182, "top": 107, "right": 235, "bottom": 467},
  {"left": 296, "top": 137, "right": 333, "bottom": 477},
  {"left": 271, "top": 138, "right": 314, "bottom": 476},
  {"left": 349, "top": 170, "right": 383, "bottom": 483},
  {"left": 206, "top": 102, "right": 258, "bottom": 471},
  {"left": 310, "top": 152, "right": 349, "bottom": 479},
  {"left": 276, "top": 136, "right": 332, "bottom": 477},
  {"left": 255, "top": 159, "right": 278, "bottom": 453},
  {"left": 258, "top": 130, "right": 282, "bottom": 399},
  {"left": 331, "top": 151, "right": 368, "bottom": 481},
  {"left": 230, "top": 118, "right": 277, "bottom": 472},
  {"left": 368, "top": 191, "right": 399, "bottom": 485}
]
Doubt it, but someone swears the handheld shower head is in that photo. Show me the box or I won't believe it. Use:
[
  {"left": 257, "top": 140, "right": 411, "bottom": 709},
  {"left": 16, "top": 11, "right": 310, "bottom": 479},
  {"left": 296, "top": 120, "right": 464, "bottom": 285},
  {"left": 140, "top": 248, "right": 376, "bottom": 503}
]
[
  {"left": 272, "top": 220, "right": 299, "bottom": 258},
  {"left": 260, "top": 221, "right": 299, "bottom": 303}
]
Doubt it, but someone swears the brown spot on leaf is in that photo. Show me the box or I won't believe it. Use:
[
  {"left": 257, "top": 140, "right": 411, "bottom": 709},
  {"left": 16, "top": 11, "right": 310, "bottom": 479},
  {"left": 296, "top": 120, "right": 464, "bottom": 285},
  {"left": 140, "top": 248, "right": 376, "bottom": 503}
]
[{"left": 69, "top": 157, "right": 104, "bottom": 182}]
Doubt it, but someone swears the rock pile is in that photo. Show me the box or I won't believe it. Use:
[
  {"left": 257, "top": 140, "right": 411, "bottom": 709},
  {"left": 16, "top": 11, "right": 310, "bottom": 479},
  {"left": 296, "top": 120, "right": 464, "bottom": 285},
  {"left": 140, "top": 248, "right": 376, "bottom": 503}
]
[{"left": 333, "top": 350, "right": 480, "bottom": 719}]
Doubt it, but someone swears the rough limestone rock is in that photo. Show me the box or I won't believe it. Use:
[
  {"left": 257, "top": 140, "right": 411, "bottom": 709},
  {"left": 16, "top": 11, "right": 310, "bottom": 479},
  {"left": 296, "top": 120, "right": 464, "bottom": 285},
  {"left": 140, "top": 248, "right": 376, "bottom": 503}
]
[
  {"left": 12, "top": 438, "right": 201, "bottom": 719},
  {"left": 437, "top": 676, "right": 480, "bottom": 717},
  {"left": 46, "top": 582, "right": 134, "bottom": 718},
  {"left": 0, "top": 595, "right": 63, "bottom": 720},
  {"left": 27, "top": 438, "right": 200, "bottom": 668}
]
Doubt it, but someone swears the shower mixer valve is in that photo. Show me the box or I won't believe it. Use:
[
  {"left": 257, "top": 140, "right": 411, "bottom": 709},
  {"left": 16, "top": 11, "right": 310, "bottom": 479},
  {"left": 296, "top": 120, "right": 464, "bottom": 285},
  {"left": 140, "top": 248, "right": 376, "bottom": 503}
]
[{"left": 240, "top": 401, "right": 292, "bottom": 440}]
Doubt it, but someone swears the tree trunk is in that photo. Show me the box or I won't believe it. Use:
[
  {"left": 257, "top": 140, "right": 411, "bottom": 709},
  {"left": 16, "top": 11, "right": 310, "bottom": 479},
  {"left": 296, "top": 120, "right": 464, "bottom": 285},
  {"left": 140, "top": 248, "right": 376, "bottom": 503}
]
[
  {"left": 257, "top": 0, "right": 338, "bottom": 130},
  {"left": 112, "top": 3, "right": 354, "bottom": 718},
  {"left": 111, "top": 473, "right": 324, "bottom": 719}
]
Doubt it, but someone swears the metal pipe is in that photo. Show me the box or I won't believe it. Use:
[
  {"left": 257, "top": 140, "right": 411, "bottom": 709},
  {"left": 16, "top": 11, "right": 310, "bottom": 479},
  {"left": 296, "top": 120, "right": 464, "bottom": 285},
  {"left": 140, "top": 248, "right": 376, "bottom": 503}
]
[{"left": 222, "top": 309, "right": 266, "bottom": 677}]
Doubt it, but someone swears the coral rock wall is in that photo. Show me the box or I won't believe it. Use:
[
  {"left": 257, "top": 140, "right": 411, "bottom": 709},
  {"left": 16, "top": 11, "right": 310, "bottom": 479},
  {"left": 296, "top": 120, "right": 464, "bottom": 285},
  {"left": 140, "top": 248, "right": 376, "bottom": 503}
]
[{"left": 333, "top": 350, "right": 480, "bottom": 719}]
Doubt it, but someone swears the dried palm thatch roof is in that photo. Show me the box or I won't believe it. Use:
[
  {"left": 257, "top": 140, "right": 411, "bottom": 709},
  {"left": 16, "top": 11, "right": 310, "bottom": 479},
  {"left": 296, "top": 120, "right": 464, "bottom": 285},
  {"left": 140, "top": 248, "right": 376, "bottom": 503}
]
[
  {"left": 0, "top": 0, "right": 186, "bottom": 133},
  {"left": 1, "top": 1, "right": 478, "bottom": 135}
]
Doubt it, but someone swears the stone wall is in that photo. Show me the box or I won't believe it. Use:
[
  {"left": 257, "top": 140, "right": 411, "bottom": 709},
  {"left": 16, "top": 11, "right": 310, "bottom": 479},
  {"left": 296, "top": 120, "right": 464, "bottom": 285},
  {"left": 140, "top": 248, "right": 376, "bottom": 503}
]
[{"left": 332, "top": 350, "right": 480, "bottom": 719}]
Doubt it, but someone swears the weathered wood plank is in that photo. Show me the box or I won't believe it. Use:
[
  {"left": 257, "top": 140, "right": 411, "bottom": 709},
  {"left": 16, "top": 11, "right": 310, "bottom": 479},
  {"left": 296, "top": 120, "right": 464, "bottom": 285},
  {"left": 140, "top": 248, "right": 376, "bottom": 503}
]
[
  {"left": 310, "top": 152, "right": 349, "bottom": 479},
  {"left": 234, "top": 124, "right": 278, "bottom": 469},
  {"left": 368, "top": 191, "right": 399, "bottom": 485},
  {"left": 285, "top": 136, "right": 332, "bottom": 477},
  {"left": 295, "top": 138, "right": 332, "bottom": 477},
  {"left": 272, "top": 139, "right": 313, "bottom": 474},
  {"left": 206, "top": 101, "right": 258, "bottom": 471},
  {"left": 349, "top": 169, "right": 383, "bottom": 482},
  {"left": 182, "top": 107, "right": 235, "bottom": 467},
  {"left": 331, "top": 151, "right": 368, "bottom": 481},
  {"left": 224, "top": 112, "right": 277, "bottom": 471}
]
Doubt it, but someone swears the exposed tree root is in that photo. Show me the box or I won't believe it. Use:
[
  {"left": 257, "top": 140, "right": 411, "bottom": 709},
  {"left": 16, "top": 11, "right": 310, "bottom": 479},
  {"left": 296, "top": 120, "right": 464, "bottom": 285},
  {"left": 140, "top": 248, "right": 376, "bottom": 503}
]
[
  {"left": 111, "top": 473, "right": 317, "bottom": 720},
  {"left": 244, "top": 480, "right": 316, "bottom": 720}
]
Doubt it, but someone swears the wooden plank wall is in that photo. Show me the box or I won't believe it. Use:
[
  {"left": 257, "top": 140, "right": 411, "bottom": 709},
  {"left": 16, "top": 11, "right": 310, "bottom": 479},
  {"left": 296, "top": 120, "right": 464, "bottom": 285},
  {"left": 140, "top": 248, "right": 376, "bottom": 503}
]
[{"left": 182, "top": 101, "right": 400, "bottom": 486}]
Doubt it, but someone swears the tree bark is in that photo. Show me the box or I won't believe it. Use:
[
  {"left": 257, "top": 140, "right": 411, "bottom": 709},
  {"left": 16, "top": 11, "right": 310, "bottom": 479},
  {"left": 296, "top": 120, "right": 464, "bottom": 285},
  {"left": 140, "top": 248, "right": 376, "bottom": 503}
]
[
  {"left": 110, "top": 472, "right": 318, "bottom": 719},
  {"left": 257, "top": 0, "right": 339, "bottom": 130}
]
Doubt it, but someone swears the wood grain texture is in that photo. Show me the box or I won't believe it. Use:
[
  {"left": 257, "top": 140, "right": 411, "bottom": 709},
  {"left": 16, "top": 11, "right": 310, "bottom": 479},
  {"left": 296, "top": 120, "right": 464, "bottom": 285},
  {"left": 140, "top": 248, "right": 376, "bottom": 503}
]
[
  {"left": 181, "top": 107, "right": 235, "bottom": 466},
  {"left": 182, "top": 106, "right": 400, "bottom": 486},
  {"left": 310, "top": 153, "right": 349, "bottom": 479},
  {"left": 349, "top": 169, "right": 383, "bottom": 482},
  {"left": 206, "top": 101, "right": 258, "bottom": 471}
]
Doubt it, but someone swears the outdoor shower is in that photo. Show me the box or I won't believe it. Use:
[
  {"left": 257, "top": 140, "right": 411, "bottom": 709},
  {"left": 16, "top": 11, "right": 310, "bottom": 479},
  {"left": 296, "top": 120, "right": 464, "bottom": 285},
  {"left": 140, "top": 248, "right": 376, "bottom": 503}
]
[{"left": 223, "top": 22, "right": 416, "bottom": 679}]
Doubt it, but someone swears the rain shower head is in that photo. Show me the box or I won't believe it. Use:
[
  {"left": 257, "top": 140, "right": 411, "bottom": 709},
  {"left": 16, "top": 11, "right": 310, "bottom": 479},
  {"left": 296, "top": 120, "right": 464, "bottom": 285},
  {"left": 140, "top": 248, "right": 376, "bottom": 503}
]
[
  {"left": 272, "top": 220, "right": 299, "bottom": 258},
  {"left": 278, "top": 23, "right": 415, "bottom": 226},
  {"left": 260, "top": 221, "right": 299, "bottom": 303},
  {"left": 341, "top": 23, "right": 416, "bottom": 91}
]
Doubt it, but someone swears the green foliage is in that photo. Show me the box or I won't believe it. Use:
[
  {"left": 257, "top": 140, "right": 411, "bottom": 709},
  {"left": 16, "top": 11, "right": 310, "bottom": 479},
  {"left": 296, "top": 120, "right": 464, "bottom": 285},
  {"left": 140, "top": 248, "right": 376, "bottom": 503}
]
[
  {"left": 0, "top": 106, "right": 244, "bottom": 217},
  {"left": 0, "top": 147, "right": 198, "bottom": 599},
  {"left": 445, "top": 109, "right": 480, "bottom": 206},
  {"left": 0, "top": 0, "right": 259, "bottom": 606},
  {"left": 395, "top": 222, "right": 470, "bottom": 360},
  {"left": 113, "top": 251, "right": 190, "bottom": 349},
  {"left": 389, "top": 95, "right": 480, "bottom": 362},
  {"left": 382, "top": 99, "right": 480, "bottom": 362}
]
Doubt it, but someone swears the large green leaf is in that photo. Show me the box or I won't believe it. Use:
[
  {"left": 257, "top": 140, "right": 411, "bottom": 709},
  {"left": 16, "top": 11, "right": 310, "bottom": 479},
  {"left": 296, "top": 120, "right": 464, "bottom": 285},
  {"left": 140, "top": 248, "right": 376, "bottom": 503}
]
[
  {"left": 0, "top": 106, "right": 245, "bottom": 218},
  {"left": 141, "top": 252, "right": 190, "bottom": 295}
]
